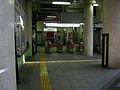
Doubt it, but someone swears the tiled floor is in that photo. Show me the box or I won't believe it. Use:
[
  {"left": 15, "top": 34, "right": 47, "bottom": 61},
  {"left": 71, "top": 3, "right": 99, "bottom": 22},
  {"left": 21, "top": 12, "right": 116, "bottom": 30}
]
[
  {"left": 105, "top": 74, "right": 120, "bottom": 90},
  {"left": 45, "top": 55, "right": 120, "bottom": 90},
  {"left": 17, "top": 64, "right": 40, "bottom": 90},
  {"left": 26, "top": 50, "right": 101, "bottom": 61},
  {"left": 18, "top": 48, "right": 120, "bottom": 90}
]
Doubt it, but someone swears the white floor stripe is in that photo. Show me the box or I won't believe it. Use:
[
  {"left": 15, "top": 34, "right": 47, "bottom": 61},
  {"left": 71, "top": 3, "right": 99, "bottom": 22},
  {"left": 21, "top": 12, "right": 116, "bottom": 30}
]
[{"left": 26, "top": 59, "right": 101, "bottom": 64}]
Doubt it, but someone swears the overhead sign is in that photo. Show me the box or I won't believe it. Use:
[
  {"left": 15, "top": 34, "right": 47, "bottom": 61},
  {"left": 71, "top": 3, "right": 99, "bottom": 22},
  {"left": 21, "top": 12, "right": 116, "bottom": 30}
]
[
  {"left": 94, "top": 23, "right": 103, "bottom": 29},
  {"left": 44, "top": 28, "right": 57, "bottom": 32}
]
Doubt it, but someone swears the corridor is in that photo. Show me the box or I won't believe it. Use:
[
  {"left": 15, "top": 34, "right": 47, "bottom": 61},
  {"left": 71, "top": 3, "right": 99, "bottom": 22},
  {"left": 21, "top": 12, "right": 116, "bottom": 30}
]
[{"left": 17, "top": 48, "right": 120, "bottom": 90}]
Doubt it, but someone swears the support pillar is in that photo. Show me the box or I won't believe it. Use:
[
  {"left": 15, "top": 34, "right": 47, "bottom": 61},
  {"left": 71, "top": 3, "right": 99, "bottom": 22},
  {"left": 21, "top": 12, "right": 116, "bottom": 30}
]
[
  {"left": 103, "top": 0, "right": 120, "bottom": 68},
  {"left": 84, "top": 2, "right": 93, "bottom": 56},
  {"left": 0, "top": 0, "right": 17, "bottom": 90}
]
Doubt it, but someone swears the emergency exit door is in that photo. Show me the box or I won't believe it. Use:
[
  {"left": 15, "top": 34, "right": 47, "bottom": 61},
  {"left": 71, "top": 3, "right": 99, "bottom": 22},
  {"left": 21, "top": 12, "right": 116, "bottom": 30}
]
[{"left": 102, "top": 34, "right": 109, "bottom": 67}]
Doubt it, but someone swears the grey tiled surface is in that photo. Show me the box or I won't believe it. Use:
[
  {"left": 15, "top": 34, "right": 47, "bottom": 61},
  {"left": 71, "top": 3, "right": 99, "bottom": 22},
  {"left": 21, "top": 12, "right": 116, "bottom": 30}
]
[
  {"left": 106, "top": 73, "right": 120, "bottom": 90},
  {"left": 17, "top": 64, "right": 40, "bottom": 90},
  {"left": 18, "top": 51, "right": 120, "bottom": 90},
  {"left": 45, "top": 56, "right": 120, "bottom": 90},
  {"left": 26, "top": 52, "right": 101, "bottom": 62}
]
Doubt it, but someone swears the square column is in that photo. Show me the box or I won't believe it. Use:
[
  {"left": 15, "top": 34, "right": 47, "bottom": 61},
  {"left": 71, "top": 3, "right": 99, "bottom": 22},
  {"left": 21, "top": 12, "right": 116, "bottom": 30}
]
[
  {"left": 0, "top": 0, "right": 17, "bottom": 90},
  {"left": 103, "top": 0, "right": 120, "bottom": 68},
  {"left": 84, "top": 2, "right": 93, "bottom": 56},
  {"left": 26, "top": 0, "right": 32, "bottom": 44}
]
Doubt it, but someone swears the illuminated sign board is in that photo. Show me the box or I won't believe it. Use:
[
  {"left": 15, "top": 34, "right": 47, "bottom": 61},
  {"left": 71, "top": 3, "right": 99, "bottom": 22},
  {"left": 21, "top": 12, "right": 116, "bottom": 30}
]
[{"left": 44, "top": 28, "right": 57, "bottom": 32}]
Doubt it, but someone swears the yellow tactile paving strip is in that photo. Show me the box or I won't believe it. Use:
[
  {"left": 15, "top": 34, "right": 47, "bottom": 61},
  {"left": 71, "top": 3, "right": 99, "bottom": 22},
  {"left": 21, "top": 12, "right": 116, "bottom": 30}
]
[
  {"left": 40, "top": 48, "right": 51, "bottom": 90},
  {"left": 26, "top": 48, "right": 51, "bottom": 90}
]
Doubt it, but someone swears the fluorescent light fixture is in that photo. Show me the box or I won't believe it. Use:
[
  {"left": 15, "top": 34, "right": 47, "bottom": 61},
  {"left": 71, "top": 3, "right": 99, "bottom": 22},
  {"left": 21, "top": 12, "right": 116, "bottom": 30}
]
[
  {"left": 80, "top": 23, "right": 84, "bottom": 25},
  {"left": 93, "top": 1, "right": 96, "bottom": 4},
  {"left": 45, "top": 23, "right": 80, "bottom": 27},
  {"left": 52, "top": 1, "right": 71, "bottom": 5},
  {"left": 73, "top": 0, "right": 76, "bottom": 2},
  {"left": 92, "top": 3, "right": 98, "bottom": 6},
  {"left": 47, "top": 16, "right": 57, "bottom": 18}
]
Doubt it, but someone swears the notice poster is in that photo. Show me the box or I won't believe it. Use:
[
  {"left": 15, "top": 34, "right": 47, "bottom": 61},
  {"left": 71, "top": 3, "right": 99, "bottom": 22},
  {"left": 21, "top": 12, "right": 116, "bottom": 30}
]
[{"left": 15, "top": 0, "right": 25, "bottom": 56}]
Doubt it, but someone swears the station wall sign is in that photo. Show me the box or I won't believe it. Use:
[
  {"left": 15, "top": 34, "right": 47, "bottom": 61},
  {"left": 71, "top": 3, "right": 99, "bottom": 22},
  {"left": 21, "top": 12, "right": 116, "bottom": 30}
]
[{"left": 94, "top": 22, "right": 103, "bottom": 29}]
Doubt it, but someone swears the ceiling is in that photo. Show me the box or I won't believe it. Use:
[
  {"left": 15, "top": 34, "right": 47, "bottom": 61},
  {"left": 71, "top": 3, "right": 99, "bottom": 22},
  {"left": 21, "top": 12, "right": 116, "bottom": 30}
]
[{"left": 32, "top": 0, "right": 85, "bottom": 13}]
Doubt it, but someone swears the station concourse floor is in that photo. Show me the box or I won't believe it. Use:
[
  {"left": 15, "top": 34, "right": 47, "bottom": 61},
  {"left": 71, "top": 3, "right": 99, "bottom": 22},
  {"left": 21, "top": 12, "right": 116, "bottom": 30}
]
[{"left": 17, "top": 48, "right": 120, "bottom": 90}]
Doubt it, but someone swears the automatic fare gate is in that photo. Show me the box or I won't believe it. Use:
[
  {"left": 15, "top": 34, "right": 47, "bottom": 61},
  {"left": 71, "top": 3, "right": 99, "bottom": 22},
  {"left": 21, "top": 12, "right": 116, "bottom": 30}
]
[{"left": 102, "top": 33, "right": 109, "bottom": 67}]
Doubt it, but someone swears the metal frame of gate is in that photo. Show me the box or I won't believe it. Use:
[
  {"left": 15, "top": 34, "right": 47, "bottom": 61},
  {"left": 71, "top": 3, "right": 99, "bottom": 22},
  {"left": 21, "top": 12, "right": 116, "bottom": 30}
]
[{"left": 102, "top": 33, "right": 109, "bottom": 68}]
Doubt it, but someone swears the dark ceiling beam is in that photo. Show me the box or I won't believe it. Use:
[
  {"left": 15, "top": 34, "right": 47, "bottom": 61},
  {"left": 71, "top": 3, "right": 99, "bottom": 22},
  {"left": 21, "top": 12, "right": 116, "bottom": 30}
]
[
  {"left": 32, "top": 0, "right": 86, "bottom": 12},
  {"left": 39, "top": 8, "right": 61, "bottom": 10}
]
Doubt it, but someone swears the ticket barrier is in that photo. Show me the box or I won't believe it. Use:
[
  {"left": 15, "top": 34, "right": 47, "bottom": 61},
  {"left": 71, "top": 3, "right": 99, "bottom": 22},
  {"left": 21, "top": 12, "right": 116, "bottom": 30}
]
[
  {"left": 69, "top": 42, "right": 74, "bottom": 53},
  {"left": 80, "top": 42, "right": 84, "bottom": 52},
  {"left": 57, "top": 42, "right": 63, "bottom": 53},
  {"left": 45, "top": 41, "right": 52, "bottom": 53}
]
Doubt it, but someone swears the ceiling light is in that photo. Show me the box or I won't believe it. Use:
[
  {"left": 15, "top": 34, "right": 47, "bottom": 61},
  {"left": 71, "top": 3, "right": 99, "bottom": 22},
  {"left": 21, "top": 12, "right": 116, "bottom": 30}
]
[
  {"left": 92, "top": 4, "right": 98, "bottom": 6},
  {"left": 45, "top": 23, "right": 80, "bottom": 27},
  {"left": 52, "top": 1, "right": 71, "bottom": 5},
  {"left": 47, "top": 16, "right": 57, "bottom": 18},
  {"left": 73, "top": 0, "right": 76, "bottom": 2},
  {"left": 93, "top": 1, "right": 96, "bottom": 4}
]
